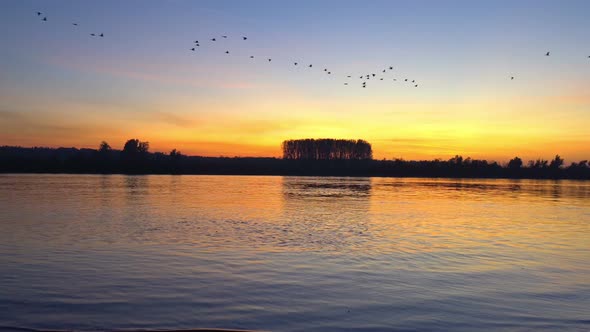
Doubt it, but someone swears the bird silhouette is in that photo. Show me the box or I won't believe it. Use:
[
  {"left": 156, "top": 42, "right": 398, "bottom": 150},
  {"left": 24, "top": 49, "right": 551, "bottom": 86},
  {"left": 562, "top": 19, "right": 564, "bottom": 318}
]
[
  {"left": 42, "top": 17, "right": 47, "bottom": 21},
  {"left": 72, "top": 23, "right": 78, "bottom": 26},
  {"left": 382, "top": 69, "right": 386, "bottom": 73},
  {"left": 511, "top": 76, "right": 514, "bottom": 80},
  {"left": 415, "top": 84, "right": 418, "bottom": 87},
  {"left": 294, "top": 62, "right": 298, "bottom": 65},
  {"left": 225, "top": 51, "right": 229, "bottom": 54},
  {"left": 545, "top": 51, "right": 550, "bottom": 56},
  {"left": 309, "top": 64, "right": 312, "bottom": 67},
  {"left": 389, "top": 66, "right": 393, "bottom": 70},
  {"left": 194, "top": 40, "right": 199, "bottom": 44},
  {"left": 191, "top": 48, "right": 195, "bottom": 51},
  {"left": 36, "top": 12, "right": 42, "bottom": 16},
  {"left": 250, "top": 55, "right": 254, "bottom": 58},
  {"left": 242, "top": 37, "right": 247, "bottom": 40},
  {"left": 328, "top": 72, "right": 331, "bottom": 74},
  {"left": 347, "top": 75, "right": 351, "bottom": 78},
  {"left": 222, "top": 35, "right": 227, "bottom": 38},
  {"left": 372, "top": 73, "right": 376, "bottom": 77},
  {"left": 99, "top": 33, "right": 103, "bottom": 37},
  {"left": 404, "top": 79, "right": 408, "bottom": 81},
  {"left": 324, "top": 68, "right": 327, "bottom": 71},
  {"left": 211, "top": 38, "right": 216, "bottom": 41},
  {"left": 268, "top": 58, "right": 272, "bottom": 62},
  {"left": 90, "top": 33, "right": 96, "bottom": 36},
  {"left": 412, "top": 80, "right": 415, "bottom": 83},
  {"left": 380, "top": 78, "right": 383, "bottom": 80},
  {"left": 344, "top": 83, "right": 348, "bottom": 85}
]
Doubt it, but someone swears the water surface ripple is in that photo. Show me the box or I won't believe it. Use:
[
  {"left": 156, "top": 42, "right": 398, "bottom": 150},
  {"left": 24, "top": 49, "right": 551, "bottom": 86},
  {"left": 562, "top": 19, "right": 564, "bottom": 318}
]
[{"left": 0, "top": 175, "right": 589, "bottom": 331}]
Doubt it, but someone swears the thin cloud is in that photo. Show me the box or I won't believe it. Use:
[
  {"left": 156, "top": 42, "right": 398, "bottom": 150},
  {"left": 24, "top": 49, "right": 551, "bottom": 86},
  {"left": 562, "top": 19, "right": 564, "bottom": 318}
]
[
  {"left": 44, "top": 55, "right": 263, "bottom": 90},
  {"left": 152, "top": 111, "right": 199, "bottom": 128}
]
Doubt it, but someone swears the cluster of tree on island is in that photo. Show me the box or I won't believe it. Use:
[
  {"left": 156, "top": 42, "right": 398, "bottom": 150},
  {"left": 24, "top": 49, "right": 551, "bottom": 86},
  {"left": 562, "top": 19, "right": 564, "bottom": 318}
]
[
  {"left": 282, "top": 139, "right": 373, "bottom": 160},
  {"left": 0, "top": 138, "right": 589, "bottom": 179}
]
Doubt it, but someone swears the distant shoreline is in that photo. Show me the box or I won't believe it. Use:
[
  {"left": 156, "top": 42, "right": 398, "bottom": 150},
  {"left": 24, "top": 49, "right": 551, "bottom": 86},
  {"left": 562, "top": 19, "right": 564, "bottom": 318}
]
[{"left": 1, "top": 145, "right": 589, "bottom": 180}]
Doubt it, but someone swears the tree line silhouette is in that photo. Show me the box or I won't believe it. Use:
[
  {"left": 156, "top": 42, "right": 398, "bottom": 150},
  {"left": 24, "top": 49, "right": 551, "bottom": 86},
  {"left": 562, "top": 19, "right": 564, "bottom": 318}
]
[
  {"left": 0, "top": 138, "right": 589, "bottom": 179},
  {"left": 282, "top": 139, "right": 372, "bottom": 160}
]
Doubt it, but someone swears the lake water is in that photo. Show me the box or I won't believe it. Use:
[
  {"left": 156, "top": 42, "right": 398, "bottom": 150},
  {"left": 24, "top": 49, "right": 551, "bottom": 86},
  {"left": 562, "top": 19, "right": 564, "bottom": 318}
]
[{"left": 0, "top": 175, "right": 589, "bottom": 331}]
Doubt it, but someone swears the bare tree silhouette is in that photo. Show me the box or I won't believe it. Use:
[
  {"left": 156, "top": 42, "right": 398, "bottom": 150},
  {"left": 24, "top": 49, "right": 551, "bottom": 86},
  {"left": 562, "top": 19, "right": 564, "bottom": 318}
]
[{"left": 282, "top": 139, "right": 372, "bottom": 160}]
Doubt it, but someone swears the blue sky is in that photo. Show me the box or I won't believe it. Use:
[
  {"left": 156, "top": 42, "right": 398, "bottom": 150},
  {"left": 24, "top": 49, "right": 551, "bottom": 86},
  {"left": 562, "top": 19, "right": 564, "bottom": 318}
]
[{"left": 1, "top": 0, "right": 589, "bottom": 160}]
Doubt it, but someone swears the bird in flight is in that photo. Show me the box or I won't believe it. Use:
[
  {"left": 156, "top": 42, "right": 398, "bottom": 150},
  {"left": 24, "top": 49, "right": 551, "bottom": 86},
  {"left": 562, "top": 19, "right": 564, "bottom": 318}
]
[
  {"left": 194, "top": 40, "right": 199, "bottom": 44},
  {"left": 225, "top": 51, "right": 229, "bottom": 54},
  {"left": 42, "top": 17, "right": 47, "bottom": 21},
  {"left": 222, "top": 35, "right": 227, "bottom": 38},
  {"left": 36, "top": 11, "right": 42, "bottom": 16},
  {"left": 415, "top": 84, "right": 418, "bottom": 88},
  {"left": 545, "top": 51, "right": 550, "bottom": 56},
  {"left": 389, "top": 66, "right": 393, "bottom": 70},
  {"left": 250, "top": 56, "right": 254, "bottom": 58},
  {"left": 90, "top": 33, "right": 96, "bottom": 36},
  {"left": 328, "top": 72, "right": 331, "bottom": 74},
  {"left": 268, "top": 58, "right": 272, "bottom": 62},
  {"left": 191, "top": 48, "right": 195, "bottom": 51},
  {"left": 412, "top": 80, "right": 415, "bottom": 83},
  {"left": 511, "top": 76, "right": 514, "bottom": 80},
  {"left": 242, "top": 37, "right": 247, "bottom": 40},
  {"left": 324, "top": 68, "right": 327, "bottom": 72},
  {"left": 404, "top": 79, "right": 408, "bottom": 81},
  {"left": 211, "top": 38, "right": 216, "bottom": 41},
  {"left": 294, "top": 62, "right": 298, "bottom": 65},
  {"left": 100, "top": 33, "right": 104, "bottom": 37},
  {"left": 380, "top": 78, "right": 383, "bottom": 80},
  {"left": 309, "top": 64, "right": 312, "bottom": 67},
  {"left": 382, "top": 69, "right": 386, "bottom": 73},
  {"left": 347, "top": 75, "right": 351, "bottom": 78},
  {"left": 72, "top": 23, "right": 78, "bottom": 26}
]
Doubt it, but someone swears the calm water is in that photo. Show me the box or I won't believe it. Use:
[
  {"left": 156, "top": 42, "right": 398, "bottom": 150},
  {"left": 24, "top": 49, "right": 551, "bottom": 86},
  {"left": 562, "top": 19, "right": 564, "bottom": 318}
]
[{"left": 0, "top": 175, "right": 589, "bottom": 331}]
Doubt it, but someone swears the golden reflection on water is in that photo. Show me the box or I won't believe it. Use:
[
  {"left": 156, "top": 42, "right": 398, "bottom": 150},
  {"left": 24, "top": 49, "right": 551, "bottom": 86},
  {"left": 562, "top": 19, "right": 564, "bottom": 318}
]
[{"left": 3, "top": 175, "right": 589, "bottom": 258}]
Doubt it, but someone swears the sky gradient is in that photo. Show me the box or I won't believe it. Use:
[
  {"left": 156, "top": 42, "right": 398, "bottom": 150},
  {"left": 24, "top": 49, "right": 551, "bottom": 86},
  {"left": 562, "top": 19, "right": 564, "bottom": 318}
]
[{"left": 1, "top": 0, "right": 589, "bottom": 162}]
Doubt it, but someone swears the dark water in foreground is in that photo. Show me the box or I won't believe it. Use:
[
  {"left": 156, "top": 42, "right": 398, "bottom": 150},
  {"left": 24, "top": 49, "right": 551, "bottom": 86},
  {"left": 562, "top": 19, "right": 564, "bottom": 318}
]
[{"left": 0, "top": 175, "right": 589, "bottom": 331}]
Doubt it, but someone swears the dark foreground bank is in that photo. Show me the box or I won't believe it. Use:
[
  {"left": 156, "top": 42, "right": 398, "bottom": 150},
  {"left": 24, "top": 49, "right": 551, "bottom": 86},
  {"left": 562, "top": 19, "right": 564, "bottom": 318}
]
[{"left": 1, "top": 146, "right": 589, "bottom": 179}]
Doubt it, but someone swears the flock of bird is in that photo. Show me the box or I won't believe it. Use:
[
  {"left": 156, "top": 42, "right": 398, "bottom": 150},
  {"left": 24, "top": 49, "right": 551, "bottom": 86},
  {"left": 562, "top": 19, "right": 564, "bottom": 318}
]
[
  {"left": 188, "top": 35, "right": 420, "bottom": 88},
  {"left": 34, "top": 10, "right": 420, "bottom": 89},
  {"left": 36, "top": 11, "right": 104, "bottom": 38},
  {"left": 35, "top": 11, "right": 589, "bottom": 90}
]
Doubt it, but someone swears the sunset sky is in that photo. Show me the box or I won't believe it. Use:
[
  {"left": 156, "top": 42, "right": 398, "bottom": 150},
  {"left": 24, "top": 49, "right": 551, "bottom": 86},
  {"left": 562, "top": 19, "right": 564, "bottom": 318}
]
[{"left": 1, "top": 0, "right": 589, "bottom": 162}]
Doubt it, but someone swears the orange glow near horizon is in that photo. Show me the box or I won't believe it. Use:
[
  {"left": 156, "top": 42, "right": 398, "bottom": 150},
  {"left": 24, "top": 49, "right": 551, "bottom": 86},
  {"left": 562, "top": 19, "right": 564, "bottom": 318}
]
[{"left": 2, "top": 89, "right": 588, "bottom": 163}]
